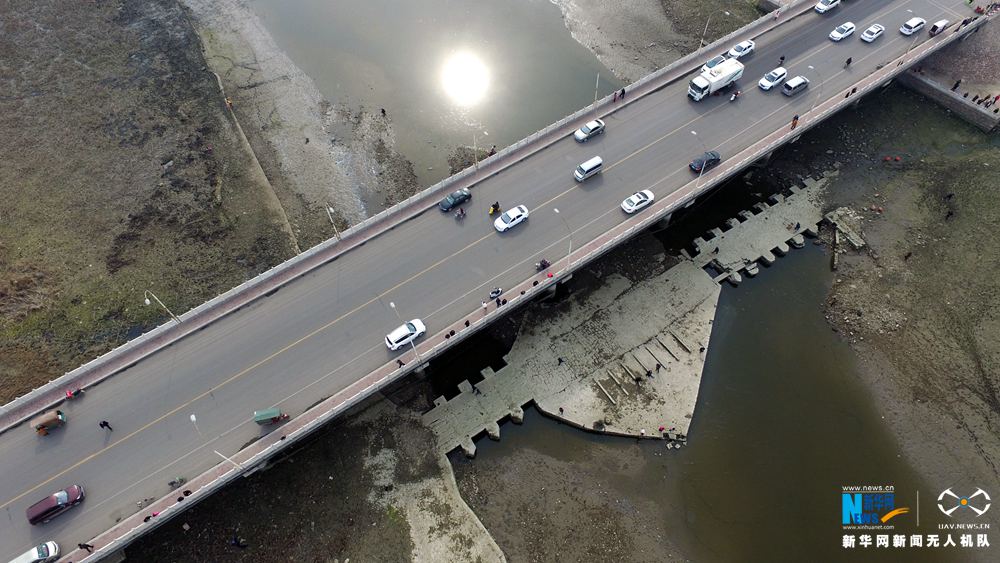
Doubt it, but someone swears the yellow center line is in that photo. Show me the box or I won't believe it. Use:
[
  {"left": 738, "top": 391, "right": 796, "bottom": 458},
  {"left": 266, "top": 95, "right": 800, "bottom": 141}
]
[{"left": 4, "top": 8, "right": 929, "bottom": 509}]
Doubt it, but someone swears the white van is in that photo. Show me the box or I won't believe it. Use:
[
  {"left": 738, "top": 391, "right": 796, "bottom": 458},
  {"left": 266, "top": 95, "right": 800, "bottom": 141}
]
[
  {"left": 928, "top": 20, "right": 949, "bottom": 36},
  {"left": 9, "top": 542, "right": 59, "bottom": 563},
  {"left": 782, "top": 76, "right": 810, "bottom": 96},
  {"left": 574, "top": 156, "right": 603, "bottom": 182}
]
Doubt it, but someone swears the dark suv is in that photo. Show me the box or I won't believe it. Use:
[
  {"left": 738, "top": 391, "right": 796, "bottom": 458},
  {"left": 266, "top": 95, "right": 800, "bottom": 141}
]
[
  {"left": 26, "top": 485, "right": 85, "bottom": 525},
  {"left": 689, "top": 151, "right": 722, "bottom": 173},
  {"left": 439, "top": 188, "right": 471, "bottom": 211}
]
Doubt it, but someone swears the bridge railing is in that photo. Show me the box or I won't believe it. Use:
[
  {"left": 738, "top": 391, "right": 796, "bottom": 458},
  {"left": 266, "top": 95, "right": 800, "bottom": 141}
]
[
  {"left": 0, "top": 2, "right": 822, "bottom": 434},
  {"left": 67, "top": 7, "right": 999, "bottom": 561}
]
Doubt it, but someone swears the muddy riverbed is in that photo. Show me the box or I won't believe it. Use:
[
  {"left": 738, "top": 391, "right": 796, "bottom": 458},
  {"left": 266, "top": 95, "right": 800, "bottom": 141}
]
[{"left": 5, "top": 0, "right": 999, "bottom": 561}]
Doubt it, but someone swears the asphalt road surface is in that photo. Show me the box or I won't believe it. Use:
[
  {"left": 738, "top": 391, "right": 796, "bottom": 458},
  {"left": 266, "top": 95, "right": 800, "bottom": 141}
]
[{"left": 0, "top": 0, "right": 966, "bottom": 557}]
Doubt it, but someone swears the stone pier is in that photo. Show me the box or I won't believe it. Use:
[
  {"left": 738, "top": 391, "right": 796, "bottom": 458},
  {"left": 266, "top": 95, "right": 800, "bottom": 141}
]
[{"left": 425, "top": 178, "right": 827, "bottom": 455}]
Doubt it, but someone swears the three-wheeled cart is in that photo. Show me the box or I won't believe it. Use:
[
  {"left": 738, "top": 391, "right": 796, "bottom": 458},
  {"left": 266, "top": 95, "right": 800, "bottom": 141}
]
[
  {"left": 253, "top": 407, "right": 289, "bottom": 425},
  {"left": 31, "top": 410, "right": 67, "bottom": 436}
]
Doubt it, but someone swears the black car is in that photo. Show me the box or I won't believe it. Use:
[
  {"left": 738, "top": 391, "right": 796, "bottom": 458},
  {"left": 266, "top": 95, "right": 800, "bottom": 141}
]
[
  {"left": 439, "top": 188, "right": 471, "bottom": 211},
  {"left": 689, "top": 151, "right": 722, "bottom": 173}
]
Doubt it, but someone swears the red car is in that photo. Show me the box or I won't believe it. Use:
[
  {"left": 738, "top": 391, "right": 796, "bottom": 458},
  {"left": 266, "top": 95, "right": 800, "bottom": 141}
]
[{"left": 26, "top": 485, "right": 85, "bottom": 525}]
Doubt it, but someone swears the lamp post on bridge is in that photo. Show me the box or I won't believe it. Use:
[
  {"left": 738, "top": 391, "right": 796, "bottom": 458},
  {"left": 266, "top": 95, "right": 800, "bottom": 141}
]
[
  {"left": 144, "top": 289, "right": 180, "bottom": 324},
  {"left": 190, "top": 413, "right": 244, "bottom": 471},
  {"left": 389, "top": 301, "right": 422, "bottom": 362},
  {"left": 700, "top": 11, "right": 730, "bottom": 48},
  {"left": 553, "top": 208, "right": 573, "bottom": 267},
  {"left": 807, "top": 64, "right": 825, "bottom": 114},
  {"left": 690, "top": 130, "right": 711, "bottom": 190}
]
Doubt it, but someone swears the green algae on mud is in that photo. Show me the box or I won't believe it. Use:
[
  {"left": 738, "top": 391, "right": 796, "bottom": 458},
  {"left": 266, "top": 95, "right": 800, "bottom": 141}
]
[{"left": 0, "top": 0, "right": 297, "bottom": 403}]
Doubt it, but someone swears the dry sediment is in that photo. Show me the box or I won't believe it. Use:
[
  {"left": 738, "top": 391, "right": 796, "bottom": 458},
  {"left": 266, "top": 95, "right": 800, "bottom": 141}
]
[
  {"left": 761, "top": 89, "right": 1000, "bottom": 491},
  {"left": 127, "top": 397, "right": 504, "bottom": 562},
  {"left": 552, "top": 0, "right": 761, "bottom": 82},
  {"left": 920, "top": 18, "right": 1000, "bottom": 98},
  {"left": 0, "top": 0, "right": 298, "bottom": 403},
  {"left": 180, "top": 0, "right": 419, "bottom": 249}
]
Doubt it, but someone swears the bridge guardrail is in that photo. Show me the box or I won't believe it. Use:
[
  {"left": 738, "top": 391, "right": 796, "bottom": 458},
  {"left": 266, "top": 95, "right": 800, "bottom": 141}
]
[
  {"left": 67, "top": 8, "right": 998, "bottom": 562},
  {"left": 1, "top": 1, "right": 818, "bottom": 435}
]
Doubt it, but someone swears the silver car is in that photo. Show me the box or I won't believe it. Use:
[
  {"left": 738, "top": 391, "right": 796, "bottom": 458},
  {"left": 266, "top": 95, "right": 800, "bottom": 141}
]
[
  {"left": 385, "top": 319, "right": 426, "bottom": 351},
  {"left": 621, "top": 190, "right": 654, "bottom": 214},
  {"left": 727, "top": 40, "right": 755, "bottom": 60},
  {"left": 829, "top": 22, "right": 856, "bottom": 41},
  {"left": 861, "top": 24, "right": 885, "bottom": 42},
  {"left": 700, "top": 54, "right": 727, "bottom": 74},
  {"left": 573, "top": 119, "right": 605, "bottom": 142},
  {"left": 758, "top": 67, "right": 787, "bottom": 91},
  {"left": 814, "top": 0, "right": 840, "bottom": 14},
  {"left": 493, "top": 205, "right": 529, "bottom": 232},
  {"left": 900, "top": 17, "right": 926, "bottom": 36}
]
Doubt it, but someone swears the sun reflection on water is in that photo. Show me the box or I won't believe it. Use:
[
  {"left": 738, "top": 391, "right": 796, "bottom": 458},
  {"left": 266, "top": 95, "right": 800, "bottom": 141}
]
[{"left": 441, "top": 51, "right": 490, "bottom": 107}]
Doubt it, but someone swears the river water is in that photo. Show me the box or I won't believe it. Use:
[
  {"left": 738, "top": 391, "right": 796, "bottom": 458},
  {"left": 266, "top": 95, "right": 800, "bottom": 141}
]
[
  {"left": 252, "top": 0, "right": 622, "bottom": 186},
  {"left": 453, "top": 243, "right": 953, "bottom": 561},
  {"left": 248, "top": 1, "right": 951, "bottom": 560}
]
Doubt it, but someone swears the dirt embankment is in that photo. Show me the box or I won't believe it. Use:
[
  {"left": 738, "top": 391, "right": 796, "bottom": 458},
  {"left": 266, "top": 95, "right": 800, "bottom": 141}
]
[
  {"left": 553, "top": 0, "right": 761, "bottom": 82},
  {"left": 0, "top": 0, "right": 298, "bottom": 403},
  {"left": 759, "top": 89, "right": 1000, "bottom": 490},
  {"left": 180, "top": 0, "right": 419, "bottom": 248},
  {"left": 127, "top": 395, "right": 503, "bottom": 562}
]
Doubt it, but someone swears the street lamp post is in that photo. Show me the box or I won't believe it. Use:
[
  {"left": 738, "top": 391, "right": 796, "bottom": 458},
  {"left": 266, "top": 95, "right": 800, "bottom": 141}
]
[
  {"left": 903, "top": 34, "right": 920, "bottom": 64},
  {"left": 389, "top": 301, "right": 421, "bottom": 362},
  {"left": 593, "top": 72, "right": 601, "bottom": 115},
  {"left": 144, "top": 289, "right": 180, "bottom": 324},
  {"left": 691, "top": 130, "right": 710, "bottom": 188},
  {"left": 807, "top": 64, "right": 824, "bottom": 113},
  {"left": 472, "top": 130, "right": 479, "bottom": 171},
  {"left": 189, "top": 414, "right": 203, "bottom": 439},
  {"left": 700, "top": 11, "right": 730, "bottom": 48},
  {"left": 190, "top": 413, "right": 244, "bottom": 470},
  {"left": 553, "top": 208, "right": 573, "bottom": 266}
]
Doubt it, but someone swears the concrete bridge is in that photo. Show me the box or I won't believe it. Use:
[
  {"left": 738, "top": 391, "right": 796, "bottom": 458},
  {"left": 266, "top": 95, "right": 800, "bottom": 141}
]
[{"left": 0, "top": 1, "right": 993, "bottom": 560}]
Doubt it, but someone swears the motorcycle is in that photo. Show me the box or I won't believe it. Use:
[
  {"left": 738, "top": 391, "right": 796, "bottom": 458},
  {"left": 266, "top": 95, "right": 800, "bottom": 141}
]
[
  {"left": 168, "top": 477, "right": 187, "bottom": 490},
  {"left": 729, "top": 90, "right": 741, "bottom": 102},
  {"left": 488, "top": 202, "right": 501, "bottom": 216},
  {"left": 454, "top": 208, "right": 466, "bottom": 221},
  {"left": 65, "top": 388, "right": 85, "bottom": 400},
  {"left": 489, "top": 287, "right": 503, "bottom": 300},
  {"left": 535, "top": 259, "right": 551, "bottom": 271}
]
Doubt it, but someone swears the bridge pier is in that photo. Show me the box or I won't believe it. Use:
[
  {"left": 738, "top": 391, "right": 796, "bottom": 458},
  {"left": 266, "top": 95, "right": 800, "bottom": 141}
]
[{"left": 654, "top": 211, "right": 673, "bottom": 230}]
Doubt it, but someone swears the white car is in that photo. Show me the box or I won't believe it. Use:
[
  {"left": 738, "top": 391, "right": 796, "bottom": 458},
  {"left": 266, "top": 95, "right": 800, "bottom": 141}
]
[
  {"left": 861, "top": 24, "right": 885, "bottom": 42},
  {"left": 621, "top": 190, "right": 655, "bottom": 214},
  {"left": 574, "top": 119, "right": 605, "bottom": 142},
  {"left": 385, "top": 319, "right": 426, "bottom": 351},
  {"left": 814, "top": 0, "right": 840, "bottom": 14},
  {"left": 701, "top": 54, "right": 727, "bottom": 74},
  {"left": 493, "top": 205, "right": 529, "bottom": 232},
  {"left": 727, "top": 40, "right": 755, "bottom": 60},
  {"left": 900, "top": 17, "right": 926, "bottom": 36},
  {"left": 829, "top": 22, "right": 856, "bottom": 41},
  {"left": 758, "top": 67, "right": 787, "bottom": 90}
]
